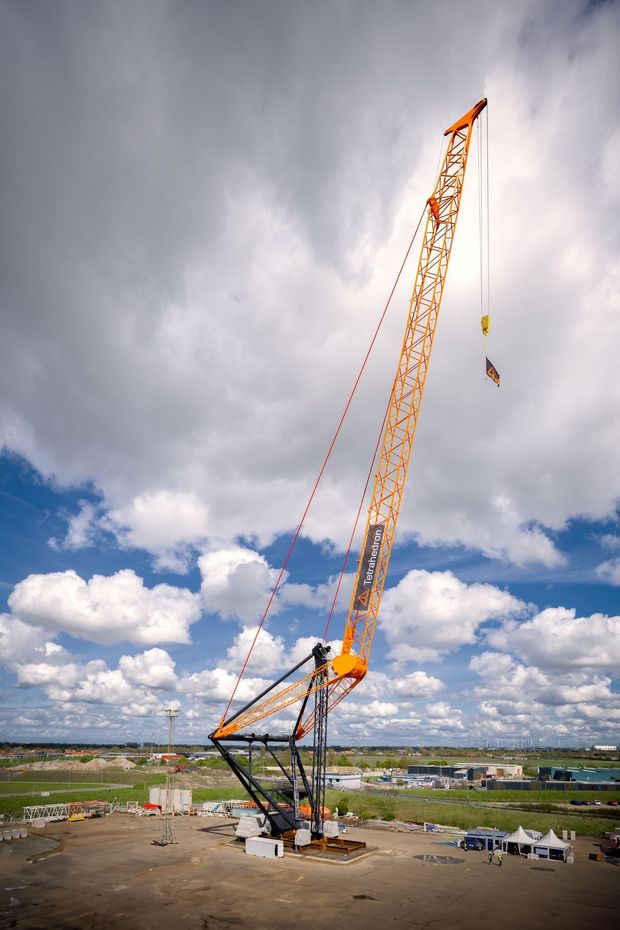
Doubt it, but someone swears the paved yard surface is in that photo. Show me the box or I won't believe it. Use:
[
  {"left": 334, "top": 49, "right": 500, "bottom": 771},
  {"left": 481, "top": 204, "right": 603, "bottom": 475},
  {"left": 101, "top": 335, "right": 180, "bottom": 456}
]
[{"left": 1, "top": 816, "right": 618, "bottom": 930}]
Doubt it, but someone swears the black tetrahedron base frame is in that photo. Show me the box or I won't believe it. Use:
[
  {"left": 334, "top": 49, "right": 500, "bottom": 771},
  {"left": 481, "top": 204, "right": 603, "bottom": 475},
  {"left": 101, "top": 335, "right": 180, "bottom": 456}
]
[{"left": 209, "top": 643, "right": 330, "bottom": 838}]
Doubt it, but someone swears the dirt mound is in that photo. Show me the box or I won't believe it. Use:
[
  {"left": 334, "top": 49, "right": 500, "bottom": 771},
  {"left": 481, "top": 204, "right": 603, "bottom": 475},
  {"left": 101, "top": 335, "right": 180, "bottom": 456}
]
[
  {"left": 80, "top": 758, "right": 110, "bottom": 770},
  {"left": 19, "top": 756, "right": 135, "bottom": 771},
  {"left": 105, "top": 756, "right": 136, "bottom": 770}
]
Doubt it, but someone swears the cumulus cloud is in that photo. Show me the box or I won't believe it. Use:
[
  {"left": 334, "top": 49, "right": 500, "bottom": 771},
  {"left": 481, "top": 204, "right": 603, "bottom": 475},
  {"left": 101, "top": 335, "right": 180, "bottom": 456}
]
[
  {"left": 16, "top": 659, "right": 136, "bottom": 706},
  {"left": 0, "top": 614, "right": 55, "bottom": 663},
  {"left": 334, "top": 698, "right": 465, "bottom": 741},
  {"left": 8, "top": 569, "right": 202, "bottom": 645},
  {"left": 198, "top": 546, "right": 281, "bottom": 622},
  {"left": 118, "top": 647, "right": 177, "bottom": 689},
  {"left": 424, "top": 701, "right": 459, "bottom": 721},
  {"left": 221, "top": 625, "right": 287, "bottom": 678},
  {"left": 56, "top": 669, "right": 145, "bottom": 707},
  {"left": 121, "top": 699, "right": 162, "bottom": 718},
  {"left": 596, "top": 558, "right": 620, "bottom": 585},
  {"left": 390, "top": 670, "right": 445, "bottom": 698},
  {"left": 339, "top": 699, "right": 400, "bottom": 719},
  {"left": 14, "top": 659, "right": 90, "bottom": 691},
  {"left": 599, "top": 534, "right": 620, "bottom": 551},
  {"left": 178, "top": 666, "right": 270, "bottom": 705},
  {"left": 279, "top": 573, "right": 355, "bottom": 614},
  {"left": 469, "top": 650, "right": 620, "bottom": 741},
  {"left": 105, "top": 490, "right": 210, "bottom": 572},
  {"left": 470, "top": 651, "right": 551, "bottom": 697},
  {"left": 379, "top": 569, "right": 527, "bottom": 661},
  {"left": 12, "top": 646, "right": 179, "bottom": 717},
  {"left": 486, "top": 607, "right": 620, "bottom": 672},
  {"left": 360, "top": 669, "right": 444, "bottom": 701},
  {"left": 49, "top": 500, "right": 99, "bottom": 552},
  {"left": 537, "top": 677, "right": 617, "bottom": 707}
]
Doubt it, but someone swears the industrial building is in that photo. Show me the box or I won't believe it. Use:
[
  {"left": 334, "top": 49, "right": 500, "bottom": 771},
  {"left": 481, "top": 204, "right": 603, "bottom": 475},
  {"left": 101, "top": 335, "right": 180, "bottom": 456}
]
[
  {"left": 484, "top": 764, "right": 523, "bottom": 778},
  {"left": 484, "top": 778, "right": 620, "bottom": 792},
  {"left": 407, "top": 764, "right": 489, "bottom": 781},
  {"left": 463, "top": 827, "right": 506, "bottom": 851},
  {"left": 539, "top": 766, "right": 620, "bottom": 783},
  {"left": 324, "top": 767, "right": 362, "bottom": 789}
]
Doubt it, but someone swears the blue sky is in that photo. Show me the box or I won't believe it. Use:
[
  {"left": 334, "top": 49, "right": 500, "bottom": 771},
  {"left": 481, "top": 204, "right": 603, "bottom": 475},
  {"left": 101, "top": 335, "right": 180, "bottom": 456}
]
[{"left": 1, "top": 0, "right": 619, "bottom": 747}]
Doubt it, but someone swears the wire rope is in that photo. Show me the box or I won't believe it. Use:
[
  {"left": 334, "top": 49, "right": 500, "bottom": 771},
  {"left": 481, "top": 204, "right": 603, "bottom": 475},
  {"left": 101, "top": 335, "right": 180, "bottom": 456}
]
[
  {"left": 322, "top": 395, "right": 389, "bottom": 642},
  {"left": 478, "top": 119, "right": 484, "bottom": 318},
  {"left": 220, "top": 160, "right": 436, "bottom": 725},
  {"left": 486, "top": 105, "right": 491, "bottom": 322}
]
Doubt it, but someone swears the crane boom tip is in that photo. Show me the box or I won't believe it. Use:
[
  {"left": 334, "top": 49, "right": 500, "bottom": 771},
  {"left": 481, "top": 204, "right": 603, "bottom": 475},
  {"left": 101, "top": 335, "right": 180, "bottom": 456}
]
[{"left": 444, "top": 98, "right": 487, "bottom": 136}]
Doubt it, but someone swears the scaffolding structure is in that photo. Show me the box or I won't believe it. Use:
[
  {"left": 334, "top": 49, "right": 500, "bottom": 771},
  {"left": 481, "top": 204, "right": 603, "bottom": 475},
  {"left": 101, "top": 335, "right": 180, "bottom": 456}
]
[{"left": 22, "top": 801, "right": 113, "bottom": 822}]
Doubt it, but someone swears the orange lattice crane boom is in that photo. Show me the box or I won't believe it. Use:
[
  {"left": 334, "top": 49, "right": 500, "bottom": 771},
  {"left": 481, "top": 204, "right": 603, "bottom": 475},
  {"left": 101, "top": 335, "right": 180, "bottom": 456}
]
[
  {"left": 213, "top": 98, "right": 486, "bottom": 743},
  {"left": 333, "top": 96, "right": 487, "bottom": 682}
]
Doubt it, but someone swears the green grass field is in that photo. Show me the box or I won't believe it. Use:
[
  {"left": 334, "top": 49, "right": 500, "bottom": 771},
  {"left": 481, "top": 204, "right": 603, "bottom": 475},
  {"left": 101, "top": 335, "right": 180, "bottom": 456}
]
[
  {"left": 526, "top": 758, "right": 619, "bottom": 768},
  {"left": 0, "top": 769, "right": 161, "bottom": 785},
  {"left": 397, "top": 786, "right": 619, "bottom": 803},
  {"left": 0, "top": 781, "right": 107, "bottom": 794},
  {"left": 0, "top": 782, "right": 247, "bottom": 819},
  {"left": 383, "top": 754, "right": 619, "bottom": 769},
  {"left": 0, "top": 771, "right": 157, "bottom": 818},
  {"left": 2, "top": 766, "right": 617, "bottom": 839},
  {"left": 327, "top": 790, "right": 618, "bottom": 837}
]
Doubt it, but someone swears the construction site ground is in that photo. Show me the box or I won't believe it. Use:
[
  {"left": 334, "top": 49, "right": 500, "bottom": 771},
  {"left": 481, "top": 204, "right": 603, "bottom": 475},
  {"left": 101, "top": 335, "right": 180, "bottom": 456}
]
[{"left": 1, "top": 815, "right": 618, "bottom": 930}]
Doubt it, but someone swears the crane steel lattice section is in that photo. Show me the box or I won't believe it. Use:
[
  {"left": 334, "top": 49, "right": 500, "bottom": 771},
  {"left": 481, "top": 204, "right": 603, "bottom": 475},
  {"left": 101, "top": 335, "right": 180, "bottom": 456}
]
[
  {"left": 334, "top": 99, "right": 486, "bottom": 682},
  {"left": 212, "top": 99, "right": 486, "bottom": 744}
]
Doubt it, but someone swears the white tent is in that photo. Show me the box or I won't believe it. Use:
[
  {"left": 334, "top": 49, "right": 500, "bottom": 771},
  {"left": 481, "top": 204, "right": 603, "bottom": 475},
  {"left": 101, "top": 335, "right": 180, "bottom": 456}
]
[
  {"left": 537, "top": 829, "right": 571, "bottom": 848},
  {"left": 502, "top": 825, "right": 534, "bottom": 854},
  {"left": 533, "top": 829, "right": 572, "bottom": 861}
]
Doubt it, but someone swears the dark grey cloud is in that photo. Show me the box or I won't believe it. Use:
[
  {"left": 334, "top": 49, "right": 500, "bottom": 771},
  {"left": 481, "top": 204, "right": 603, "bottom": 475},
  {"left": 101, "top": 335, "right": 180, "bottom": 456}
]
[{"left": 0, "top": 0, "right": 618, "bottom": 565}]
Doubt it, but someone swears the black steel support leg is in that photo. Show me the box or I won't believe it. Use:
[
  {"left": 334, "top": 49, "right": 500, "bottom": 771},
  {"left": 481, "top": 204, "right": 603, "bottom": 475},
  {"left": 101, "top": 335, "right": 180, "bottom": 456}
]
[{"left": 311, "top": 666, "right": 329, "bottom": 837}]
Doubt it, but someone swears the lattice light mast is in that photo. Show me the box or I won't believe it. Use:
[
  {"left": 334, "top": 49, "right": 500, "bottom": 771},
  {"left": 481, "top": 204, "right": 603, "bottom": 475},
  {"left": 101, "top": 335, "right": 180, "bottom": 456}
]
[{"left": 157, "top": 707, "right": 179, "bottom": 846}]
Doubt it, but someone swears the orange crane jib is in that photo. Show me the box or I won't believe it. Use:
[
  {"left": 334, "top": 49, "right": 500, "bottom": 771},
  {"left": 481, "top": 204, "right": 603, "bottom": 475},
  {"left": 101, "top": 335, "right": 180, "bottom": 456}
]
[{"left": 213, "top": 98, "right": 487, "bottom": 741}]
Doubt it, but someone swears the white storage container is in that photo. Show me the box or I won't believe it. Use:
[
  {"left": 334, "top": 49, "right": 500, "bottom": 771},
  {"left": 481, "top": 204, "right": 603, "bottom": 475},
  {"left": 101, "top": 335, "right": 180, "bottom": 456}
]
[
  {"left": 295, "top": 828, "right": 312, "bottom": 847},
  {"left": 245, "top": 837, "right": 284, "bottom": 859},
  {"left": 323, "top": 821, "right": 339, "bottom": 839},
  {"left": 149, "top": 786, "right": 192, "bottom": 813}
]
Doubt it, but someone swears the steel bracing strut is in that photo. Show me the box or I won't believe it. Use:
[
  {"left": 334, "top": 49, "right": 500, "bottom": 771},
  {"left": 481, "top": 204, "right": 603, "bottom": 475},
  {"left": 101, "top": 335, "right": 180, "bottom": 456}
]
[{"left": 209, "top": 644, "right": 332, "bottom": 837}]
